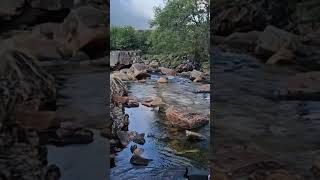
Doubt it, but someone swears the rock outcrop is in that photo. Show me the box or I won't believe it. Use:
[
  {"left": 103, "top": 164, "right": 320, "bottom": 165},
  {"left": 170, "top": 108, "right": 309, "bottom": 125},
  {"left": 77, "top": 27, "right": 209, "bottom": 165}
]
[
  {"left": 110, "top": 51, "right": 141, "bottom": 70},
  {"left": 0, "top": 49, "right": 57, "bottom": 180}
]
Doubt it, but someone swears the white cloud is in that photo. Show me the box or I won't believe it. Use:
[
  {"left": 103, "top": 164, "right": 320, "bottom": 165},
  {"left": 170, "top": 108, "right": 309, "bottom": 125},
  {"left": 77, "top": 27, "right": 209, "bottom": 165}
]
[{"left": 119, "top": 0, "right": 165, "bottom": 18}]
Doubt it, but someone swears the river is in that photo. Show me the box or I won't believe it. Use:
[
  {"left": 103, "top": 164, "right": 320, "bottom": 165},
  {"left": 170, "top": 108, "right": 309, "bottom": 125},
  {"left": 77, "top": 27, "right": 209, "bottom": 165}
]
[{"left": 110, "top": 74, "right": 210, "bottom": 179}]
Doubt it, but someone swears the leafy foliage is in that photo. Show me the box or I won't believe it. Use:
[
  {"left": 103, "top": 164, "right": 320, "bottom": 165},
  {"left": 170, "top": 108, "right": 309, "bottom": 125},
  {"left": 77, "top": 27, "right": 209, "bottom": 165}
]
[{"left": 110, "top": 0, "right": 210, "bottom": 69}]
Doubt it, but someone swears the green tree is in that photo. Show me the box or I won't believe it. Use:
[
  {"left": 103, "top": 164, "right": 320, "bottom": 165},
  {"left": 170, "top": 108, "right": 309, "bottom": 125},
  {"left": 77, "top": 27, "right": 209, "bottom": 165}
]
[{"left": 148, "top": 0, "right": 209, "bottom": 69}]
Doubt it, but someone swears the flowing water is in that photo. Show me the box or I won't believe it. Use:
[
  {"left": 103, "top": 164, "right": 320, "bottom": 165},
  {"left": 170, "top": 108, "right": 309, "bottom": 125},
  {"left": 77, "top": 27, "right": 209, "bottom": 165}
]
[
  {"left": 45, "top": 65, "right": 109, "bottom": 180},
  {"left": 110, "top": 74, "right": 210, "bottom": 179},
  {"left": 212, "top": 50, "right": 320, "bottom": 178}
]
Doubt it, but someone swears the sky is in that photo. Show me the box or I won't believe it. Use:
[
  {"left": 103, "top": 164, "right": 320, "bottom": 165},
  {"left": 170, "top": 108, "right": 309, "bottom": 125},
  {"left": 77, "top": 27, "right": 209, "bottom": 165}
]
[{"left": 110, "top": 0, "right": 165, "bottom": 29}]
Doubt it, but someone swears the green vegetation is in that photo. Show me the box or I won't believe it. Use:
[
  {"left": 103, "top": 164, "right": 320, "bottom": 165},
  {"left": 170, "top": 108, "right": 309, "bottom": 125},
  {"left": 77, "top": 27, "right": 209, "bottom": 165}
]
[{"left": 110, "top": 0, "right": 209, "bottom": 70}]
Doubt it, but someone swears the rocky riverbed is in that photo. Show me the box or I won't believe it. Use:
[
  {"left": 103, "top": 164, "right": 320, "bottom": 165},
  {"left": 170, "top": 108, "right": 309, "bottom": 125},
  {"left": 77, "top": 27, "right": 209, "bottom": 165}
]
[{"left": 110, "top": 53, "right": 211, "bottom": 179}]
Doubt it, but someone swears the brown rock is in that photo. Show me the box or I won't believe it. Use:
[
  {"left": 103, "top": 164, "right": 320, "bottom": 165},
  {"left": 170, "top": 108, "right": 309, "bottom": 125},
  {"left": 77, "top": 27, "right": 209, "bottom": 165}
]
[
  {"left": 128, "top": 63, "right": 151, "bottom": 80},
  {"left": 15, "top": 111, "right": 59, "bottom": 130},
  {"left": 255, "top": 26, "right": 299, "bottom": 58},
  {"left": 266, "top": 46, "right": 295, "bottom": 64},
  {"left": 158, "top": 76, "right": 168, "bottom": 83},
  {"left": 58, "top": 6, "right": 108, "bottom": 59},
  {"left": 196, "top": 84, "right": 210, "bottom": 93},
  {"left": 149, "top": 60, "right": 159, "bottom": 69},
  {"left": 142, "top": 96, "right": 166, "bottom": 107},
  {"left": 159, "top": 67, "right": 176, "bottom": 76},
  {"left": 176, "top": 63, "right": 194, "bottom": 73},
  {"left": 165, "top": 106, "right": 209, "bottom": 129}
]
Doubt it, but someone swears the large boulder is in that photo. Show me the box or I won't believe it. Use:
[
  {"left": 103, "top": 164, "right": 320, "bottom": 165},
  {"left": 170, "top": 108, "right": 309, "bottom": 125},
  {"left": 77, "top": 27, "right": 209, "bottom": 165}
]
[
  {"left": 255, "top": 26, "right": 299, "bottom": 58},
  {"left": 110, "top": 51, "right": 141, "bottom": 70},
  {"left": 224, "top": 31, "right": 261, "bottom": 50},
  {"left": 165, "top": 106, "right": 209, "bottom": 129},
  {"left": 127, "top": 63, "right": 151, "bottom": 80},
  {"left": 9, "top": 35, "right": 69, "bottom": 60},
  {"left": 57, "top": 5, "right": 108, "bottom": 59}
]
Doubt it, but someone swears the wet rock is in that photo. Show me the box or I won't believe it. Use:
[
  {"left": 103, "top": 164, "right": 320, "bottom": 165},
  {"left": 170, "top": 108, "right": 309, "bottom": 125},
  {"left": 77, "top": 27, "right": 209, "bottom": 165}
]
[
  {"left": 165, "top": 106, "right": 209, "bottom": 129},
  {"left": 185, "top": 130, "right": 206, "bottom": 141},
  {"left": 283, "top": 71, "right": 320, "bottom": 100},
  {"left": 179, "top": 71, "right": 192, "bottom": 78},
  {"left": 127, "top": 63, "right": 151, "bottom": 80},
  {"left": 190, "top": 70, "right": 204, "bottom": 81},
  {"left": 159, "top": 67, "right": 176, "bottom": 76},
  {"left": 142, "top": 96, "right": 166, "bottom": 107},
  {"left": 112, "top": 95, "right": 129, "bottom": 105},
  {"left": 49, "top": 124, "right": 94, "bottom": 146},
  {"left": 100, "top": 128, "right": 112, "bottom": 139},
  {"left": 125, "top": 99, "right": 139, "bottom": 108},
  {"left": 184, "top": 167, "right": 209, "bottom": 180},
  {"left": 176, "top": 63, "right": 194, "bottom": 73},
  {"left": 158, "top": 76, "right": 168, "bottom": 83},
  {"left": 196, "top": 84, "right": 210, "bottom": 93},
  {"left": 130, "top": 155, "right": 152, "bottom": 166},
  {"left": 117, "top": 131, "right": 130, "bottom": 147},
  {"left": 45, "top": 164, "right": 61, "bottom": 180},
  {"left": 130, "top": 145, "right": 144, "bottom": 156},
  {"left": 15, "top": 110, "right": 59, "bottom": 130},
  {"left": 129, "top": 131, "right": 145, "bottom": 145},
  {"left": 112, "top": 71, "right": 130, "bottom": 81}
]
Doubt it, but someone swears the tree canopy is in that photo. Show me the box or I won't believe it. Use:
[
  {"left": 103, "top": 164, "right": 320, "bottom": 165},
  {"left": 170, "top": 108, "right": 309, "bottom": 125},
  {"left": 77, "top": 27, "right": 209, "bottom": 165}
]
[{"left": 110, "top": 0, "right": 209, "bottom": 69}]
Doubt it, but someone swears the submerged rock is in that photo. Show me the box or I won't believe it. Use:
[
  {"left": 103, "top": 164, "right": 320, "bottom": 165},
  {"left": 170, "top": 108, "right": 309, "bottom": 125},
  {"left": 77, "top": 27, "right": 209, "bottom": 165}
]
[
  {"left": 130, "top": 145, "right": 144, "bottom": 156},
  {"left": 185, "top": 130, "right": 206, "bottom": 141},
  {"left": 158, "top": 76, "right": 168, "bottom": 83},
  {"left": 165, "top": 106, "right": 209, "bottom": 129},
  {"left": 45, "top": 164, "right": 61, "bottom": 180},
  {"left": 50, "top": 127, "right": 94, "bottom": 146},
  {"left": 130, "top": 155, "right": 152, "bottom": 166},
  {"left": 196, "top": 84, "right": 210, "bottom": 93}
]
